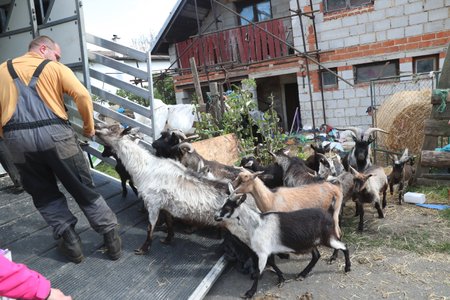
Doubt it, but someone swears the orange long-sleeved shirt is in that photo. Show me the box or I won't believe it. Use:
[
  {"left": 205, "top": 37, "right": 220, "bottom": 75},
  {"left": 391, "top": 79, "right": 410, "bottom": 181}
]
[{"left": 0, "top": 52, "right": 94, "bottom": 136}]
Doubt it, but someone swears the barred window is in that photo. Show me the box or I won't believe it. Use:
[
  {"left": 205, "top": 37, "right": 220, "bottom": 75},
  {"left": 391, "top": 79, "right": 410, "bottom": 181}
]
[
  {"left": 324, "top": 0, "right": 373, "bottom": 12},
  {"left": 354, "top": 60, "right": 399, "bottom": 83}
]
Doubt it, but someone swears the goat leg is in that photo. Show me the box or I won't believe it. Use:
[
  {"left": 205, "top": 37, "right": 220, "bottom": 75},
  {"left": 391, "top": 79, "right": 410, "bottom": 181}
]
[
  {"left": 341, "top": 247, "right": 351, "bottom": 273},
  {"left": 160, "top": 211, "right": 174, "bottom": 244},
  {"left": 120, "top": 179, "right": 128, "bottom": 198},
  {"left": 357, "top": 203, "right": 365, "bottom": 231},
  {"left": 267, "top": 254, "right": 285, "bottom": 288},
  {"left": 134, "top": 223, "right": 153, "bottom": 255},
  {"left": 243, "top": 255, "right": 260, "bottom": 299},
  {"left": 129, "top": 180, "right": 139, "bottom": 198},
  {"left": 375, "top": 202, "right": 384, "bottom": 219},
  {"left": 382, "top": 184, "right": 387, "bottom": 208},
  {"left": 296, "top": 247, "right": 320, "bottom": 280},
  {"left": 328, "top": 249, "right": 339, "bottom": 263},
  {"left": 398, "top": 181, "right": 404, "bottom": 205}
]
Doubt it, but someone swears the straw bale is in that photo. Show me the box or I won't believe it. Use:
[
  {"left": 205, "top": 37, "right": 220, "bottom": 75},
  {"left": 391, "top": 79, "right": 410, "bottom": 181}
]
[{"left": 376, "top": 90, "right": 432, "bottom": 155}]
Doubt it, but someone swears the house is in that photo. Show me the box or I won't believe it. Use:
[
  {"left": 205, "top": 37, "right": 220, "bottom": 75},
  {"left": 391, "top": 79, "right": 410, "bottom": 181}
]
[{"left": 152, "top": 0, "right": 450, "bottom": 131}]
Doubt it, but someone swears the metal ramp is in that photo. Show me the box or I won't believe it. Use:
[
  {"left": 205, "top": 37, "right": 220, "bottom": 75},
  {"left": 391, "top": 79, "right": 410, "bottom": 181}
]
[{"left": 0, "top": 171, "right": 226, "bottom": 300}]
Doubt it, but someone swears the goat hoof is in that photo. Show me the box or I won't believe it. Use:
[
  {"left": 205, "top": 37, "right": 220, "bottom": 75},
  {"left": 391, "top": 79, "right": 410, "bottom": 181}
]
[
  {"left": 160, "top": 238, "right": 171, "bottom": 245},
  {"left": 241, "top": 290, "right": 255, "bottom": 299},
  {"left": 345, "top": 266, "right": 351, "bottom": 272},
  {"left": 295, "top": 275, "right": 305, "bottom": 281},
  {"left": 277, "top": 279, "right": 285, "bottom": 288},
  {"left": 134, "top": 248, "right": 147, "bottom": 255}
]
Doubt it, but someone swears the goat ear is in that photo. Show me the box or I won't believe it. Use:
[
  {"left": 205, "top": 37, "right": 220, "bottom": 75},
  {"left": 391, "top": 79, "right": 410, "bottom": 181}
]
[
  {"left": 236, "top": 194, "right": 247, "bottom": 206},
  {"left": 129, "top": 127, "right": 140, "bottom": 135},
  {"left": 310, "top": 144, "right": 318, "bottom": 151},
  {"left": 349, "top": 166, "right": 358, "bottom": 175},
  {"left": 283, "top": 149, "right": 290, "bottom": 156},
  {"left": 227, "top": 182, "right": 235, "bottom": 195},
  {"left": 253, "top": 171, "right": 264, "bottom": 179}
]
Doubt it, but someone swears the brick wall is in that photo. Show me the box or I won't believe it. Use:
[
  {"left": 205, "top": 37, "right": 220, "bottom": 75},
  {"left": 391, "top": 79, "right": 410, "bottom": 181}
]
[{"left": 295, "top": 0, "right": 450, "bottom": 129}]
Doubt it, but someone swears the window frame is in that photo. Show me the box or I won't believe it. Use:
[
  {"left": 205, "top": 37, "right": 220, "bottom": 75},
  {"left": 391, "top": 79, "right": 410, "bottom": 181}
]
[
  {"left": 354, "top": 60, "right": 400, "bottom": 84},
  {"left": 236, "top": 0, "right": 272, "bottom": 26},
  {"left": 320, "top": 67, "right": 338, "bottom": 88},
  {"left": 324, "top": 0, "right": 373, "bottom": 13},
  {"left": 413, "top": 54, "right": 439, "bottom": 74}
]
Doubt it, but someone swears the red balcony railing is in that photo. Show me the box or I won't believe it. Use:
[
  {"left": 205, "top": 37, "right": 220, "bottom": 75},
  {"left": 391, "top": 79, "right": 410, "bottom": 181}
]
[{"left": 175, "top": 18, "right": 292, "bottom": 72}]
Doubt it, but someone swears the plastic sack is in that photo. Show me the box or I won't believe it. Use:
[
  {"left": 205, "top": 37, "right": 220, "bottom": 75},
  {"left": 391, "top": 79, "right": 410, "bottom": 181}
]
[{"left": 167, "top": 104, "right": 196, "bottom": 134}]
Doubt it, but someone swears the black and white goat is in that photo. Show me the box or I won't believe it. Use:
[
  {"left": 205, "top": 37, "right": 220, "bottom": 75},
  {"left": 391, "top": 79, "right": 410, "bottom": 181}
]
[
  {"left": 151, "top": 129, "right": 188, "bottom": 158},
  {"left": 215, "top": 190, "right": 351, "bottom": 299},
  {"left": 350, "top": 166, "right": 388, "bottom": 231},
  {"left": 337, "top": 127, "right": 389, "bottom": 172},
  {"left": 95, "top": 123, "right": 241, "bottom": 254},
  {"left": 388, "top": 148, "right": 415, "bottom": 204}
]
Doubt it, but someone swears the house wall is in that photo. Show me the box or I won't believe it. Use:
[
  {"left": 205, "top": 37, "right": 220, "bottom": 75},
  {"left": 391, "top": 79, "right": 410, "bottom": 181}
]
[{"left": 293, "top": 0, "right": 450, "bottom": 129}]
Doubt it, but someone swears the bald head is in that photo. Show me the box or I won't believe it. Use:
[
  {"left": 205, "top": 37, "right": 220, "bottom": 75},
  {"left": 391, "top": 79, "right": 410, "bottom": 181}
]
[{"left": 28, "top": 35, "right": 61, "bottom": 62}]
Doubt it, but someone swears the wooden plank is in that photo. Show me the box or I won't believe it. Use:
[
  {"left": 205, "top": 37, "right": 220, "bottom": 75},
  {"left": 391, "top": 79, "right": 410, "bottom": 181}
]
[
  {"left": 272, "top": 20, "right": 281, "bottom": 58},
  {"left": 254, "top": 26, "right": 262, "bottom": 61},
  {"left": 266, "top": 21, "right": 275, "bottom": 58},
  {"left": 247, "top": 26, "right": 256, "bottom": 62},
  {"left": 260, "top": 24, "right": 268, "bottom": 59},
  {"left": 219, "top": 31, "right": 229, "bottom": 62},
  {"left": 423, "top": 119, "right": 450, "bottom": 136},
  {"left": 189, "top": 57, "right": 204, "bottom": 105},
  {"left": 415, "top": 177, "right": 450, "bottom": 186},
  {"left": 236, "top": 28, "right": 248, "bottom": 63},
  {"left": 278, "top": 19, "right": 288, "bottom": 56},
  {"left": 420, "top": 150, "right": 450, "bottom": 167},
  {"left": 212, "top": 33, "right": 221, "bottom": 63},
  {"left": 192, "top": 133, "right": 239, "bottom": 166}
]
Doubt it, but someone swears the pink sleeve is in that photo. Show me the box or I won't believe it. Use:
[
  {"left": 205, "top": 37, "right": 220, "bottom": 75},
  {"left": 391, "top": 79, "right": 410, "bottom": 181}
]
[{"left": 0, "top": 255, "right": 51, "bottom": 300}]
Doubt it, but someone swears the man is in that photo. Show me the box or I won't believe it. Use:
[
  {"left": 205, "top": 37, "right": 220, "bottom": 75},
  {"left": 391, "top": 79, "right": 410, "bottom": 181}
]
[{"left": 0, "top": 36, "right": 122, "bottom": 263}]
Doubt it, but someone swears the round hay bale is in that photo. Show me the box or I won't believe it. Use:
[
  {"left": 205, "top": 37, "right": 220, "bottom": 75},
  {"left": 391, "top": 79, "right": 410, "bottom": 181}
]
[{"left": 376, "top": 90, "right": 432, "bottom": 155}]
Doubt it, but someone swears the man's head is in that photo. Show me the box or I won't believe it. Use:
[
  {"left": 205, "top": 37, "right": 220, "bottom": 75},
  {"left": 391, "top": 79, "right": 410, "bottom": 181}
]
[{"left": 28, "top": 35, "right": 61, "bottom": 62}]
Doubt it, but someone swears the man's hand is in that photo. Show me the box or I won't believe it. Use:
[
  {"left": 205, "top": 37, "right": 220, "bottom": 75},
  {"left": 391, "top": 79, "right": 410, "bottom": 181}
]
[
  {"left": 47, "top": 288, "right": 72, "bottom": 300},
  {"left": 83, "top": 129, "right": 95, "bottom": 138}
]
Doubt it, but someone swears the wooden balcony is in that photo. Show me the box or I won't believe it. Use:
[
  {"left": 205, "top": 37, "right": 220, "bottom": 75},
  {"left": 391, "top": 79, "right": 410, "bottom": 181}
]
[{"left": 175, "top": 18, "right": 293, "bottom": 72}]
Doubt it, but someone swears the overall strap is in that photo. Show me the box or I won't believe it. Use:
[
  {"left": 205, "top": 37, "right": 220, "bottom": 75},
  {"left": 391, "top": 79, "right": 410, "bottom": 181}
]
[
  {"left": 6, "top": 60, "right": 18, "bottom": 79},
  {"left": 32, "top": 59, "right": 52, "bottom": 78}
]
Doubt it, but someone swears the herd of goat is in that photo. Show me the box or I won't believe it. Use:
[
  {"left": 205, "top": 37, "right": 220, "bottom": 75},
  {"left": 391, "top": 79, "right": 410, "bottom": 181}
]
[{"left": 94, "top": 123, "right": 415, "bottom": 298}]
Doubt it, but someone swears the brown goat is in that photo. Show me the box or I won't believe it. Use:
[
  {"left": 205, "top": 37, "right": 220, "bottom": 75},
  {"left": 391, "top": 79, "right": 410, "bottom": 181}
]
[{"left": 231, "top": 169, "right": 344, "bottom": 239}]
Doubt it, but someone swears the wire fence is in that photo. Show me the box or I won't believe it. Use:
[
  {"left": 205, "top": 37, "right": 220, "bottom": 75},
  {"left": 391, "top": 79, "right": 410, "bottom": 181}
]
[{"left": 369, "top": 72, "right": 441, "bottom": 166}]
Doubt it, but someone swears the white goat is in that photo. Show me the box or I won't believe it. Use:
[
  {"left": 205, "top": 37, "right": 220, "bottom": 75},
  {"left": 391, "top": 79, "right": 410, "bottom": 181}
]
[
  {"left": 94, "top": 123, "right": 239, "bottom": 254},
  {"left": 215, "top": 191, "right": 351, "bottom": 299}
]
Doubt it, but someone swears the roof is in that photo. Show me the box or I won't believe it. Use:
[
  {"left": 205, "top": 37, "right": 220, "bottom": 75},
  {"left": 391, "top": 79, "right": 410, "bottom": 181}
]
[{"left": 151, "top": 0, "right": 212, "bottom": 55}]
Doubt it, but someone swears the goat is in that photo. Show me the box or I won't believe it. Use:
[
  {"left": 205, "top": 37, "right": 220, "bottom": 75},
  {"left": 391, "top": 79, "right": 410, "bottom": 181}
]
[
  {"left": 95, "top": 123, "right": 238, "bottom": 255},
  {"left": 175, "top": 142, "right": 242, "bottom": 181},
  {"left": 240, "top": 156, "right": 284, "bottom": 188},
  {"left": 305, "top": 143, "right": 331, "bottom": 172},
  {"left": 388, "top": 148, "right": 415, "bottom": 204},
  {"left": 350, "top": 166, "right": 388, "bottom": 231},
  {"left": 101, "top": 145, "right": 139, "bottom": 199},
  {"left": 215, "top": 191, "right": 351, "bottom": 299},
  {"left": 337, "top": 127, "right": 389, "bottom": 172},
  {"left": 231, "top": 168, "right": 343, "bottom": 239},
  {"left": 151, "top": 129, "right": 188, "bottom": 158},
  {"left": 270, "top": 149, "right": 323, "bottom": 186}
]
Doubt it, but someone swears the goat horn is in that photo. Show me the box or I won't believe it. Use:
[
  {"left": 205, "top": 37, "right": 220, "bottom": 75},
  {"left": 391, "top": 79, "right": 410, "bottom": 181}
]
[
  {"left": 399, "top": 148, "right": 410, "bottom": 163},
  {"left": 362, "top": 127, "right": 389, "bottom": 141},
  {"left": 179, "top": 142, "right": 195, "bottom": 153},
  {"left": 335, "top": 127, "right": 364, "bottom": 141},
  {"left": 170, "top": 129, "right": 187, "bottom": 140}
]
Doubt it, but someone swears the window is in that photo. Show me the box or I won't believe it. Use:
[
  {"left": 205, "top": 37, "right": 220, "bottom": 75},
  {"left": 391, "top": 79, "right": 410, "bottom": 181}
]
[
  {"left": 321, "top": 68, "right": 338, "bottom": 87},
  {"left": 413, "top": 55, "right": 439, "bottom": 74},
  {"left": 236, "top": 0, "right": 272, "bottom": 25},
  {"left": 354, "top": 60, "right": 399, "bottom": 83},
  {"left": 324, "top": 0, "right": 372, "bottom": 12}
]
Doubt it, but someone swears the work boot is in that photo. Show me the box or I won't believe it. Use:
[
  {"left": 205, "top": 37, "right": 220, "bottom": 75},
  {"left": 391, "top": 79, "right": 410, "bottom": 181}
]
[
  {"left": 104, "top": 228, "right": 122, "bottom": 260},
  {"left": 59, "top": 226, "right": 84, "bottom": 264}
]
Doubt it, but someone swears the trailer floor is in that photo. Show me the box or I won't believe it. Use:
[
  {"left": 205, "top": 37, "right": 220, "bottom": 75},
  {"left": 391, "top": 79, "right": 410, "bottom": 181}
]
[{"left": 0, "top": 170, "right": 225, "bottom": 300}]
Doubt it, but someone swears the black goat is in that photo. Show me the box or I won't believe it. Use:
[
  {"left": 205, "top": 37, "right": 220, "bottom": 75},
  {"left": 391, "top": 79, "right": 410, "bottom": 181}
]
[
  {"left": 388, "top": 148, "right": 415, "bottom": 204},
  {"left": 151, "top": 129, "right": 187, "bottom": 158},
  {"left": 240, "top": 156, "right": 284, "bottom": 188},
  {"left": 305, "top": 143, "right": 331, "bottom": 172},
  {"left": 101, "top": 145, "right": 138, "bottom": 198}
]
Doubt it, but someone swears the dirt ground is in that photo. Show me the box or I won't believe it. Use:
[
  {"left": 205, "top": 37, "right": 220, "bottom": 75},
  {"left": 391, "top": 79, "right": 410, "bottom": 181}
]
[{"left": 206, "top": 196, "right": 450, "bottom": 300}]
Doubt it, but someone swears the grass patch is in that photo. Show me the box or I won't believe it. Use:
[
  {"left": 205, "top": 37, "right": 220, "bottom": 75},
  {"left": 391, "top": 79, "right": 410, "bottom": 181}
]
[
  {"left": 95, "top": 162, "right": 119, "bottom": 180},
  {"left": 408, "top": 185, "right": 449, "bottom": 204}
]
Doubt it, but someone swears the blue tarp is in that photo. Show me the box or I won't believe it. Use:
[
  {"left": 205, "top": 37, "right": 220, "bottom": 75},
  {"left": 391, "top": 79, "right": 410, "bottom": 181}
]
[{"left": 416, "top": 203, "right": 450, "bottom": 210}]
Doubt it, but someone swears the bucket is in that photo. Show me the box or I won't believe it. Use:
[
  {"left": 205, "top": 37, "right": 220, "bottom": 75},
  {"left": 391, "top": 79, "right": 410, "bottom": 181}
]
[{"left": 404, "top": 192, "right": 426, "bottom": 204}]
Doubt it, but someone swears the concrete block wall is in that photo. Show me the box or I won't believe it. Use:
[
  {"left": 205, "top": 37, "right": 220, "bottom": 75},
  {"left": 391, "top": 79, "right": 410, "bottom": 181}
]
[{"left": 294, "top": 0, "right": 450, "bottom": 129}]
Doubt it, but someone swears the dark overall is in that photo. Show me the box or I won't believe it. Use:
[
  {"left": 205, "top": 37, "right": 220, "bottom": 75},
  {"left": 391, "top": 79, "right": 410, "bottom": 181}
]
[{"left": 3, "top": 59, "right": 117, "bottom": 239}]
